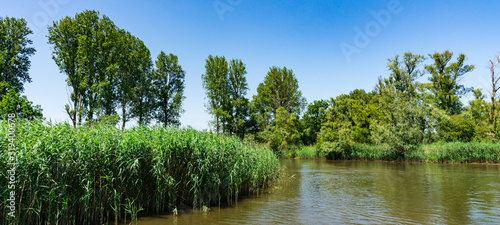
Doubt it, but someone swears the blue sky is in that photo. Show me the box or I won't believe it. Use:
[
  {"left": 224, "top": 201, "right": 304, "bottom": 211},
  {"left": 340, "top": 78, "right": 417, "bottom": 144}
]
[{"left": 2, "top": 0, "right": 500, "bottom": 130}]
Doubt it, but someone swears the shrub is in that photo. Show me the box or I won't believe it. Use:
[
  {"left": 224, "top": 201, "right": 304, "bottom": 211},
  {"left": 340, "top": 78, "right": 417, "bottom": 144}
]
[{"left": 437, "top": 114, "right": 476, "bottom": 142}]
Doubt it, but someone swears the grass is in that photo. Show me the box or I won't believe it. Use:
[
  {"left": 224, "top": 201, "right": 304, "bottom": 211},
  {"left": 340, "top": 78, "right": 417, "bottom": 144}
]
[
  {"left": 411, "top": 142, "right": 500, "bottom": 163},
  {"left": 0, "top": 119, "right": 282, "bottom": 225},
  {"left": 283, "top": 146, "right": 321, "bottom": 159},
  {"left": 294, "top": 143, "right": 500, "bottom": 163},
  {"left": 349, "top": 144, "right": 394, "bottom": 160}
]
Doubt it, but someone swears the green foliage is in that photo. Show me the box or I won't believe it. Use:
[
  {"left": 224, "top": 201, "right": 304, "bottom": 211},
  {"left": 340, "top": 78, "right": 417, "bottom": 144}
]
[
  {"left": 253, "top": 66, "right": 306, "bottom": 117},
  {"left": 113, "top": 29, "right": 154, "bottom": 129},
  {"left": 85, "top": 113, "right": 120, "bottom": 127},
  {"left": 49, "top": 10, "right": 116, "bottom": 124},
  {"left": 305, "top": 141, "right": 500, "bottom": 163},
  {"left": 301, "top": 100, "right": 329, "bottom": 145},
  {"left": 318, "top": 141, "right": 352, "bottom": 159},
  {"left": 284, "top": 146, "right": 319, "bottom": 158},
  {"left": 261, "top": 107, "right": 302, "bottom": 152},
  {"left": 0, "top": 16, "right": 41, "bottom": 120},
  {"left": 0, "top": 17, "right": 36, "bottom": 95},
  {"left": 415, "top": 142, "right": 500, "bottom": 163},
  {"left": 464, "top": 89, "right": 494, "bottom": 141},
  {"left": 437, "top": 114, "right": 476, "bottom": 142},
  {"left": 247, "top": 94, "right": 271, "bottom": 135},
  {"left": 349, "top": 144, "right": 394, "bottom": 160},
  {"left": 152, "top": 51, "right": 186, "bottom": 127},
  {"left": 385, "top": 52, "right": 425, "bottom": 94},
  {"left": 467, "top": 89, "right": 488, "bottom": 123},
  {"left": 227, "top": 59, "right": 250, "bottom": 137},
  {"left": 48, "top": 10, "right": 155, "bottom": 127},
  {"left": 0, "top": 89, "right": 42, "bottom": 120},
  {"left": 202, "top": 55, "right": 250, "bottom": 136},
  {"left": 425, "top": 50, "right": 475, "bottom": 115},
  {"left": 0, "top": 120, "right": 282, "bottom": 224},
  {"left": 48, "top": 14, "right": 85, "bottom": 125},
  {"left": 371, "top": 52, "right": 435, "bottom": 158},
  {"left": 202, "top": 55, "right": 230, "bottom": 134},
  {"left": 317, "top": 89, "right": 378, "bottom": 157}
]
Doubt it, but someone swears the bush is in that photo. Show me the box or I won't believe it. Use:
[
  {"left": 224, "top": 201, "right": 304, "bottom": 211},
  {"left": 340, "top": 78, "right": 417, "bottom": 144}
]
[{"left": 437, "top": 115, "right": 476, "bottom": 142}]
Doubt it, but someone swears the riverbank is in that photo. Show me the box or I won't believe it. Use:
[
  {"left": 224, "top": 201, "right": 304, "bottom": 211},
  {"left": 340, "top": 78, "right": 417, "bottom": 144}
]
[
  {"left": 284, "top": 143, "right": 500, "bottom": 163},
  {"left": 0, "top": 120, "right": 282, "bottom": 224}
]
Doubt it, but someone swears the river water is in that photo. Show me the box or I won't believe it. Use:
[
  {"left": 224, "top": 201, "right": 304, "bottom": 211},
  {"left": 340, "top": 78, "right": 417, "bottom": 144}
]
[{"left": 138, "top": 159, "right": 500, "bottom": 224}]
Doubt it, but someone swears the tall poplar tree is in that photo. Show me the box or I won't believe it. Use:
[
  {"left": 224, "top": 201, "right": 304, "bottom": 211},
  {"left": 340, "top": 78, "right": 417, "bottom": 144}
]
[
  {"left": 0, "top": 16, "right": 42, "bottom": 119},
  {"left": 130, "top": 39, "right": 154, "bottom": 126},
  {"left": 48, "top": 15, "right": 84, "bottom": 126},
  {"left": 152, "top": 51, "right": 185, "bottom": 127},
  {"left": 0, "top": 17, "right": 36, "bottom": 95},
  {"left": 425, "top": 51, "right": 475, "bottom": 115},
  {"left": 202, "top": 55, "right": 229, "bottom": 134},
  {"left": 49, "top": 10, "right": 119, "bottom": 125},
  {"left": 253, "top": 66, "right": 306, "bottom": 117},
  {"left": 227, "top": 59, "right": 249, "bottom": 137},
  {"left": 113, "top": 30, "right": 153, "bottom": 129}
]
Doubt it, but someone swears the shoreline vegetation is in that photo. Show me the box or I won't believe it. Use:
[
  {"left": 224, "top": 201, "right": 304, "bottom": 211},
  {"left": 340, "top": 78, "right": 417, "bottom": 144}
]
[
  {"left": 283, "top": 144, "right": 500, "bottom": 164},
  {"left": 0, "top": 120, "right": 282, "bottom": 224},
  {"left": 3, "top": 9, "right": 500, "bottom": 225}
]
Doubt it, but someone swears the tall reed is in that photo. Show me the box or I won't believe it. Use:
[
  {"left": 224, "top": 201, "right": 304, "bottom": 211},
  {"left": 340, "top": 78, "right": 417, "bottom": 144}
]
[
  {"left": 314, "top": 142, "right": 500, "bottom": 163},
  {"left": 0, "top": 119, "right": 282, "bottom": 224}
]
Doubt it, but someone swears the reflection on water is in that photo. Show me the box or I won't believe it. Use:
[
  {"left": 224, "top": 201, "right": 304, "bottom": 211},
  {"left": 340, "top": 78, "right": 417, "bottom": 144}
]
[{"left": 139, "top": 160, "right": 500, "bottom": 224}]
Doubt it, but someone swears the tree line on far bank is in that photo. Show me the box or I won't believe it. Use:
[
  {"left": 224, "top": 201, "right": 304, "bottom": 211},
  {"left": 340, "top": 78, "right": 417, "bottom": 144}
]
[
  {"left": 3, "top": 11, "right": 500, "bottom": 158},
  {"left": 202, "top": 50, "right": 500, "bottom": 159}
]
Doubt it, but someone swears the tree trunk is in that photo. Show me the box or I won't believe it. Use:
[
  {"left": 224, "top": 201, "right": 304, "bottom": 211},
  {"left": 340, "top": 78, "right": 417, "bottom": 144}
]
[
  {"left": 491, "top": 95, "right": 495, "bottom": 125},
  {"left": 77, "top": 95, "right": 83, "bottom": 126},
  {"left": 164, "top": 98, "right": 168, "bottom": 127},
  {"left": 122, "top": 101, "right": 126, "bottom": 130}
]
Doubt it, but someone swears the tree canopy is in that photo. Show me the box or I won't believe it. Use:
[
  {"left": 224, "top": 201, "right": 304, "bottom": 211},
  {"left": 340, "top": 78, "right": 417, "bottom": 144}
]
[
  {"left": 48, "top": 10, "right": 165, "bottom": 127},
  {"left": 253, "top": 66, "right": 306, "bottom": 119},
  {"left": 425, "top": 51, "right": 475, "bottom": 115},
  {"left": 0, "top": 16, "right": 36, "bottom": 95},
  {"left": 152, "top": 51, "right": 186, "bottom": 127}
]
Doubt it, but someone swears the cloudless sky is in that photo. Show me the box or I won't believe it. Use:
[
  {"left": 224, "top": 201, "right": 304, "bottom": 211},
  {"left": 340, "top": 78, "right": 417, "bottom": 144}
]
[{"left": 2, "top": 0, "right": 500, "bottom": 130}]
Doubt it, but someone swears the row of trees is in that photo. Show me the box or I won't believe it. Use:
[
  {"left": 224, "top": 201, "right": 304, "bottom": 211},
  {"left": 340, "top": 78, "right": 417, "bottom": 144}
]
[
  {"left": 201, "top": 55, "right": 249, "bottom": 135},
  {"left": 4, "top": 11, "right": 500, "bottom": 157},
  {"left": 48, "top": 10, "right": 185, "bottom": 128},
  {"left": 201, "top": 58, "right": 307, "bottom": 145},
  {"left": 1, "top": 12, "right": 187, "bottom": 128},
  {"left": 316, "top": 51, "right": 488, "bottom": 158},
  {"left": 200, "top": 50, "right": 500, "bottom": 157}
]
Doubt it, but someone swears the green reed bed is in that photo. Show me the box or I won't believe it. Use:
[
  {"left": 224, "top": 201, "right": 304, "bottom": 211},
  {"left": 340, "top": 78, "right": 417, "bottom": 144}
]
[
  {"left": 0, "top": 120, "right": 282, "bottom": 225},
  {"left": 283, "top": 146, "right": 321, "bottom": 159},
  {"left": 316, "top": 142, "right": 500, "bottom": 163},
  {"left": 349, "top": 144, "right": 394, "bottom": 160},
  {"left": 416, "top": 142, "right": 500, "bottom": 163}
]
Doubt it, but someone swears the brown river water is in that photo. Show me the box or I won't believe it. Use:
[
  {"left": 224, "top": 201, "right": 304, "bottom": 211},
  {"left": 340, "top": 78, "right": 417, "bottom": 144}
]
[{"left": 138, "top": 159, "right": 500, "bottom": 224}]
